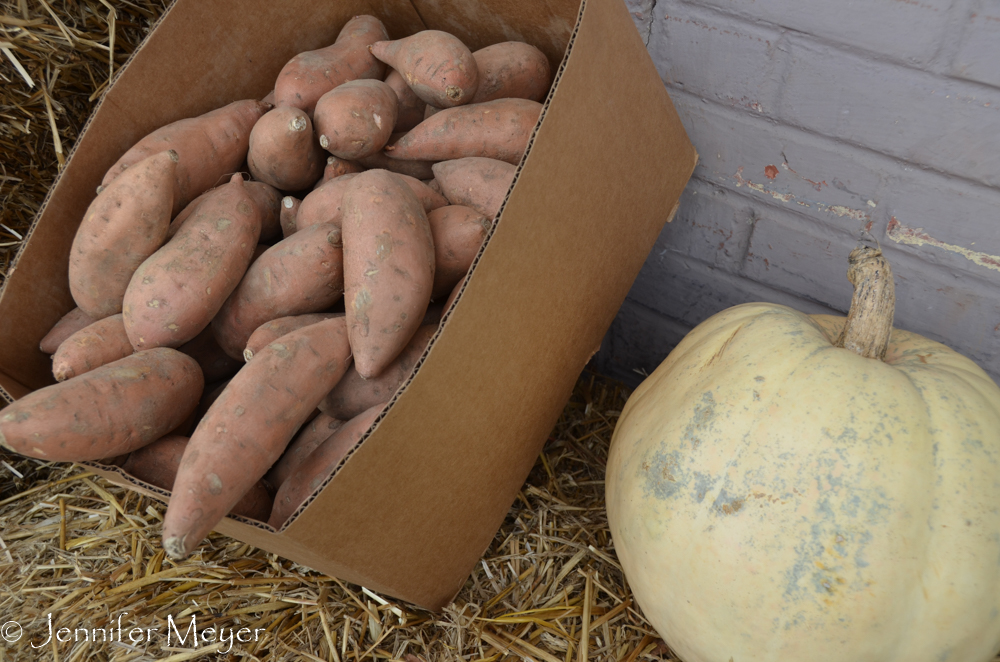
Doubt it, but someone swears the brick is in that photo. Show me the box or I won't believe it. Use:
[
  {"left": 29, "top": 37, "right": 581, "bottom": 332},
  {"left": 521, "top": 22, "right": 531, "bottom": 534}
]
[
  {"left": 777, "top": 35, "right": 1000, "bottom": 189},
  {"left": 686, "top": 0, "right": 951, "bottom": 65},
  {"left": 671, "top": 92, "right": 884, "bottom": 232},
  {"left": 648, "top": 3, "right": 784, "bottom": 115},
  {"left": 953, "top": 4, "right": 1000, "bottom": 89},
  {"left": 595, "top": 299, "right": 692, "bottom": 387},
  {"left": 656, "top": 177, "right": 753, "bottom": 272},
  {"left": 623, "top": 0, "right": 656, "bottom": 43}
]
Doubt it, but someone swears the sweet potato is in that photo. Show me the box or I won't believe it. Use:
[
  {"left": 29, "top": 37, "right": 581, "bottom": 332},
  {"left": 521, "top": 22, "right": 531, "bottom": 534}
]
[
  {"left": 296, "top": 173, "right": 360, "bottom": 231},
  {"left": 274, "top": 15, "right": 388, "bottom": 115},
  {"left": 427, "top": 205, "right": 491, "bottom": 299},
  {"left": 248, "top": 106, "right": 326, "bottom": 191},
  {"left": 370, "top": 31, "right": 478, "bottom": 108},
  {"left": 357, "top": 131, "right": 436, "bottom": 179},
  {"left": 384, "top": 67, "right": 426, "bottom": 131},
  {"left": 265, "top": 413, "right": 343, "bottom": 489},
  {"left": 268, "top": 404, "right": 384, "bottom": 528},
  {"left": 166, "top": 190, "right": 208, "bottom": 240},
  {"left": 123, "top": 174, "right": 263, "bottom": 350},
  {"left": 279, "top": 196, "right": 301, "bottom": 238},
  {"left": 443, "top": 274, "right": 466, "bottom": 313},
  {"left": 314, "top": 79, "right": 398, "bottom": 160},
  {"left": 102, "top": 99, "right": 268, "bottom": 213},
  {"left": 162, "top": 317, "right": 352, "bottom": 559},
  {"left": 40, "top": 308, "right": 97, "bottom": 354},
  {"left": 398, "top": 174, "right": 450, "bottom": 212},
  {"left": 471, "top": 41, "right": 551, "bottom": 103},
  {"left": 123, "top": 435, "right": 272, "bottom": 521},
  {"left": 318, "top": 155, "right": 364, "bottom": 186},
  {"left": 386, "top": 98, "right": 542, "bottom": 165},
  {"left": 244, "top": 313, "right": 343, "bottom": 361},
  {"left": 52, "top": 314, "right": 133, "bottom": 382},
  {"left": 212, "top": 223, "right": 345, "bottom": 359},
  {"left": 0, "top": 348, "right": 203, "bottom": 462},
  {"left": 178, "top": 326, "right": 243, "bottom": 383},
  {"left": 70, "top": 150, "right": 179, "bottom": 319},
  {"left": 319, "top": 324, "right": 436, "bottom": 420},
  {"left": 246, "top": 181, "right": 283, "bottom": 243},
  {"left": 432, "top": 157, "right": 517, "bottom": 220},
  {"left": 342, "top": 170, "right": 435, "bottom": 378}
]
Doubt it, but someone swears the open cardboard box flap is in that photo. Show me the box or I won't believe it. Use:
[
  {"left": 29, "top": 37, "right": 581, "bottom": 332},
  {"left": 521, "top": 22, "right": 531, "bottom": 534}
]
[{"left": 0, "top": 0, "right": 696, "bottom": 609}]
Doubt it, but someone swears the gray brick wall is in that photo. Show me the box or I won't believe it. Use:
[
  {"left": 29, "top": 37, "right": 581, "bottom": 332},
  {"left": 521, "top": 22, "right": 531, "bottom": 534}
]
[{"left": 601, "top": 0, "right": 1000, "bottom": 386}]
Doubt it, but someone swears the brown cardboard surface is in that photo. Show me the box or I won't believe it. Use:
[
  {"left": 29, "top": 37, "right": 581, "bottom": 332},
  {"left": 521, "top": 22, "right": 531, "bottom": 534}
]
[{"left": 2, "top": 0, "right": 695, "bottom": 610}]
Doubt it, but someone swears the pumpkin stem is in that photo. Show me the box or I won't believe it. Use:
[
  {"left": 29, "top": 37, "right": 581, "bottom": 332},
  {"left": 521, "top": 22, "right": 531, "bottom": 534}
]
[{"left": 835, "top": 243, "right": 895, "bottom": 360}]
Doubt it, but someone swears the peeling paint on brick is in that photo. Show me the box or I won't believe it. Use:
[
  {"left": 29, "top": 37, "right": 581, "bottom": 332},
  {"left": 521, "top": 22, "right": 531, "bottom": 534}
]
[
  {"left": 733, "top": 167, "right": 871, "bottom": 222},
  {"left": 887, "top": 217, "right": 1000, "bottom": 273}
]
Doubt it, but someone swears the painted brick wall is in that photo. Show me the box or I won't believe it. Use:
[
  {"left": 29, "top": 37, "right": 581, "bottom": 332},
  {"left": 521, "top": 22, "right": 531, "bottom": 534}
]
[{"left": 597, "top": 0, "right": 1000, "bottom": 387}]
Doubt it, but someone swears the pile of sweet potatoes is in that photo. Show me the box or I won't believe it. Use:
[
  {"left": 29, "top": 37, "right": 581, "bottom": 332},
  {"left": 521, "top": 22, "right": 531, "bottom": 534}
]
[{"left": 0, "top": 17, "right": 551, "bottom": 560}]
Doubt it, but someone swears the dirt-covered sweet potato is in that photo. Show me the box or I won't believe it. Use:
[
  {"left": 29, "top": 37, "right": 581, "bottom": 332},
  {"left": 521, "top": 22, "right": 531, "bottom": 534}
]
[
  {"left": 123, "top": 174, "right": 263, "bottom": 351},
  {"left": 319, "top": 324, "right": 436, "bottom": 420},
  {"left": 268, "top": 404, "right": 383, "bottom": 528},
  {"left": 248, "top": 106, "right": 326, "bottom": 191},
  {"left": 212, "top": 223, "right": 345, "bottom": 359},
  {"left": 178, "top": 326, "right": 243, "bottom": 383},
  {"left": 342, "top": 170, "right": 435, "bottom": 378},
  {"left": 162, "top": 317, "right": 352, "bottom": 559},
  {"left": 386, "top": 98, "right": 541, "bottom": 165},
  {"left": 427, "top": 205, "right": 491, "bottom": 299},
  {"left": 370, "top": 31, "right": 478, "bottom": 108},
  {"left": 40, "top": 307, "right": 97, "bottom": 354},
  {"left": 314, "top": 79, "right": 398, "bottom": 160},
  {"left": 471, "top": 41, "right": 552, "bottom": 104},
  {"left": 274, "top": 15, "right": 388, "bottom": 115},
  {"left": 244, "top": 313, "right": 343, "bottom": 361},
  {"left": 0, "top": 348, "right": 203, "bottom": 462},
  {"left": 432, "top": 157, "right": 517, "bottom": 220},
  {"left": 279, "top": 196, "right": 301, "bottom": 238},
  {"left": 384, "top": 67, "right": 427, "bottom": 131},
  {"left": 265, "top": 413, "right": 344, "bottom": 489},
  {"left": 52, "top": 314, "right": 133, "bottom": 382},
  {"left": 70, "top": 150, "right": 179, "bottom": 319},
  {"left": 122, "top": 435, "right": 272, "bottom": 521},
  {"left": 102, "top": 99, "right": 268, "bottom": 214}
]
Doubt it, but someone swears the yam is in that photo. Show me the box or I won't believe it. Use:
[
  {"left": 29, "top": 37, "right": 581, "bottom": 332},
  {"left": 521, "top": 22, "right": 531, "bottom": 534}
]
[
  {"left": 341, "top": 170, "right": 434, "bottom": 378},
  {"left": 0, "top": 348, "right": 203, "bottom": 462},
  {"left": 357, "top": 131, "right": 436, "bottom": 179},
  {"left": 40, "top": 308, "right": 97, "bottom": 354},
  {"left": 384, "top": 67, "right": 426, "bottom": 131},
  {"left": 246, "top": 181, "right": 283, "bottom": 243},
  {"left": 274, "top": 15, "right": 388, "bottom": 115},
  {"left": 432, "top": 157, "right": 516, "bottom": 220},
  {"left": 427, "top": 205, "right": 491, "bottom": 299},
  {"left": 370, "top": 31, "right": 478, "bottom": 108},
  {"left": 279, "top": 196, "right": 301, "bottom": 238},
  {"left": 244, "top": 313, "right": 343, "bottom": 362},
  {"left": 123, "top": 174, "right": 263, "bottom": 350},
  {"left": 265, "top": 413, "right": 344, "bottom": 489},
  {"left": 471, "top": 41, "right": 551, "bottom": 103},
  {"left": 386, "top": 98, "right": 542, "bottom": 165},
  {"left": 162, "top": 317, "right": 352, "bottom": 559},
  {"left": 296, "top": 173, "right": 360, "bottom": 231},
  {"left": 52, "top": 314, "right": 133, "bottom": 382},
  {"left": 178, "top": 326, "right": 243, "bottom": 383},
  {"left": 69, "top": 150, "right": 179, "bottom": 319},
  {"left": 248, "top": 106, "right": 326, "bottom": 191},
  {"left": 314, "top": 79, "right": 398, "bottom": 160},
  {"left": 212, "top": 223, "right": 345, "bottom": 359}
]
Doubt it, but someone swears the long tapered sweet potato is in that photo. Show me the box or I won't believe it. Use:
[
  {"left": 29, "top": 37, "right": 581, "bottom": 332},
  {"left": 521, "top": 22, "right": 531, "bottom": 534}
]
[
  {"left": 70, "top": 150, "right": 179, "bottom": 319},
  {"left": 162, "top": 317, "right": 352, "bottom": 559},
  {"left": 269, "top": 404, "right": 383, "bottom": 528},
  {"left": 471, "top": 42, "right": 552, "bottom": 103},
  {"left": 102, "top": 99, "right": 268, "bottom": 214},
  {"left": 319, "top": 324, "right": 436, "bottom": 420},
  {"left": 432, "top": 157, "right": 517, "bottom": 220},
  {"left": 370, "top": 31, "right": 478, "bottom": 108},
  {"left": 211, "top": 223, "right": 345, "bottom": 359},
  {"left": 246, "top": 181, "right": 283, "bottom": 243},
  {"left": 123, "top": 174, "right": 263, "bottom": 351},
  {"left": 52, "top": 314, "right": 133, "bottom": 382},
  {"left": 357, "top": 131, "right": 436, "bottom": 179},
  {"left": 342, "top": 170, "right": 435, "bottom": 378},
  {"left": 314, "top": 79, "right": 398, "bottom": 160},
  {"left": 427, "top": 205, "right": 492, "bottom": 298},
  {"left": 386, "top": 98, "right": 542, "bottom": 165},
  {"left": 244, "top": 313, "right": 343, "bottom": 361},
  {"left": 265, "top": 413, "right": 344, "bottom": 489},
  {"left": 248, "top": 106, "right": 326, "bottom": 191},
  {"left": 0, "top": 348, "right": 203, "bottom": 462},
  {"left": 384, "top": 67, "right": 426, "bottom": 131},
  {"left": 274, "top": 15, "right": 388, "bottom": 115},
  {"left": 178, "top": 326, "right": 243, "bottom": 383},
  {"left": 122, "top": 435, "right": 272, "bottom": 521},
  {"left": 40, "top": 308, "right": 97, "bottom": 354},
  {"left": 398, "top": 174, "right": 449, "bottom": 212}
]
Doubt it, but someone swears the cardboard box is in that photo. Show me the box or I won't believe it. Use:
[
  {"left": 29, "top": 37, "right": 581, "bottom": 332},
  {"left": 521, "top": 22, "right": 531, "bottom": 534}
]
[{"left": 0, "top": 0, "right": 696, "bottom": 609}]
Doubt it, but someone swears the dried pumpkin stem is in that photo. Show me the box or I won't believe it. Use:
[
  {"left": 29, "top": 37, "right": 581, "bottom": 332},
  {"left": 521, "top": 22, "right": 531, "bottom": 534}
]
[{"left": 835, "top": 245, "right": 895, "bottom": 360}]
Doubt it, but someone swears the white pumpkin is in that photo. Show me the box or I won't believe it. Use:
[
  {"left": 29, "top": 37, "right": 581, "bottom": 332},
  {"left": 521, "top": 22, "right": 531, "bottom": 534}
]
[{"left": 606, "top": 247, "right": 1000, "bottom": 661}]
